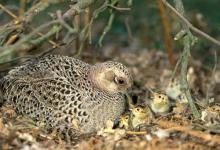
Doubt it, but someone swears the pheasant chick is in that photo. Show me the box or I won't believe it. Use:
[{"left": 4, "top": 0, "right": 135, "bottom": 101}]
[
  {"left": 130, "top": 105, "right": 152, "bottom": 129},
  {"left": 150, "top": 92, "right": 170, "bottom": 115},
  {"left": 119, "top": 113, "right": 131, "bottom": 130}
]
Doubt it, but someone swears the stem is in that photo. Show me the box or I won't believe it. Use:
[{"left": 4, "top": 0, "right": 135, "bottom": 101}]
[{"left": 173, "top": 0, "right": 200, "bottom": 118}]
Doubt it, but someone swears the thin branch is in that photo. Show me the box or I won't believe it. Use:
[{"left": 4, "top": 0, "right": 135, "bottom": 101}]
[
  {"left": 124, "top": 17, "right": 133, "bottom": 42},
  {"left": 98, "top": 0, "right": 128, "bottom": 47},
  {"left": 107, "top": 4, "right": 131, "bottom": 11},
  {"left": 0, "top": 4, "right": 17, "bottom": 19},
  {"left": 126, "top": 131, "right": 147, "bottom": 135},
  {"left": 0, "top": 3, "right": 59, "bottom": 48},
  {"left": 4, "top": 34, "right": 19, "bottom": 46},
  {"left": 172, "top": 0, "right": 200, "bottom": 118},
  {"left": 35, "top": 30, "right": 60, "bottom": 48},
  {"left": 161, "top": 0, "right": 220, "bottom": 48},
  {"left": 0, "top": 20, "right": 60, "bottom": 58},
  {"left": 30, "top": 25, "right": 62, "bottom": 47},
  {"left": 156, "top": 120, "right": 220, "bottom": 144},
  {"left": 98, "top": 11, "right": 115, "bottom": 47},
  {"left": 22, "top": 0, "right": 58, "bottom": 24},
  {"left": 0, "top": 0, "right": 97, "bottom": 59},
  {"left": 74, "top": 0, "right": 109, "bottom": 56},
  {"left": 63, "top": 0, "right": 96, "bottom": 19},
  {"left": 0, "top": 0, "right": 59, "bottom": 32},
  {"left": 56, "top": 10, "right": 77, "bottom": 34}
]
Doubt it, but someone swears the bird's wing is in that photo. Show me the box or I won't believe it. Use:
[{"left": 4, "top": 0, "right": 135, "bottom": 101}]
[
  {"left": 2, "top": 74, "right": 86, "bottom": 128},
  {"left": 29, "top": 76, "right": 90, "bottom": 124}
]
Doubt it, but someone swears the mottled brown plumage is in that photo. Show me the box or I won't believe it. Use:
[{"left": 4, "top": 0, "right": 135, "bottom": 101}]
[{"left": 0, "top": 55, "right": 133, "bottom": 136}]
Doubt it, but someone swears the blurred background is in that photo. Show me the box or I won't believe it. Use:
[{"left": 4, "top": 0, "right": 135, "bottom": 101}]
[{"left": 0, "top": 0, "right": 219, "bottom": 69}]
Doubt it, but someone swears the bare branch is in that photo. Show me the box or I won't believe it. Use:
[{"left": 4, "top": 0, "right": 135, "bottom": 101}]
[
  {"left": 161, "top": 0, "right": 220, "bottom": 48},
  {"left": 107, "top": 4, "right": 131, "bottom": 11},
  {"left": 0, "top": 20, "right": 60, "bottom": 58},
  {"left": 171, "top": 0, "right": 200, "bottom": 118},
  {"left": 0, "top": 0, "right": 97, "bottom": 59},
  {"left": 0, "top": 4, "right": 17, "bottom": 19}
]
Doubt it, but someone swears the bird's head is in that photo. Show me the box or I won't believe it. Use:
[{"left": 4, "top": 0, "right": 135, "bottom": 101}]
[
  {"left": 151, "top": 92, "right": 169, "bottom": 106},
  {"left": 119, "top": 113, "right": 130, "bottom": 127},
  {"left": 130, "top": 105, "right": 147, "bottom": 118},
  {"left": 90, "top": 61, "right": 133, "bottom": 94}
]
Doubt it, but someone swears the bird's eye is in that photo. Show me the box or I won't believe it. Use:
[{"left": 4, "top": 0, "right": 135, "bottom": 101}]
[
  {"left": 125, "top": 117, "right": 128, "bottom": 120},
  {"left": 118, "top": 79, "right": 125, "bottom": 84},
  {"left": 137, "top": 108, "right": 140, "bottom": 111},
  {"left": 115, "top": 77, "right": 126, "bottom": 85}
]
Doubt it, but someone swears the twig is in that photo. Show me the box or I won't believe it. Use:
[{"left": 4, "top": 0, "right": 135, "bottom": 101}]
[
  {"left": 126, "top": 131, "right": 147, "bottom": 135},
  {"left": 193, "top": 123, "right": 220, "bottom": 134},
  {"left": 98, "top": 0, "right": 124, "bottom": 47},
  {"left": 63, "top": 0, "right": 96, "bottom": 19},
  {"left": 161, "top": 0, "right": 220, "bottom": 48},
  {"left": 107, "top": 4, "right": 131, "bottom": 11},
  {"left": 124, "top": 17, "right": 133, "bottom": 42},
  {"left": 156, "top": 120, "right": 220, "bottom": 144},
  {"left": 0, "top": 0, "right": 59, "bottom": 33},
  {"left": 22, "top": 0, "right": 58, "bottom": 24},
  {"left": 0, "top": 0, "right": 97, "bottom": 59},
  {"left": 0, "top": 3, "right": 59, "bottom": 48},
  {"left": 30, "top": 25, "right": 62, "bottom": 48},
  {"left": 0, "top": 20, "right": 60, "bottom": 58},
  {"left": 56, "top": 10, "right": 77, "bottom": 34},
  {"left": 171, "top": 0, "right": 200, "bottom": 119},
  {"left": 74, "top": 14, "right": 80, "bottom": 51},
  {"left": 98, "top": 11, "right": 115, "bottom": 47},
  {"left": 0, "top": 4, "right": 17, "bottom": 19},
  {"left": 83, "top": 7, "right": 91, "bottom": 49},
  {"left": 98, "top": 0, "right": 126, "bottom": 48},
  {"left": 4, "top": 34, "right": 19, "bottom": 46},
  {"left": 35, "top": 31, "right": 60, "bottom": 48},
  {"left": 75, "top": 0, "right": 109, "bottom": 56}
]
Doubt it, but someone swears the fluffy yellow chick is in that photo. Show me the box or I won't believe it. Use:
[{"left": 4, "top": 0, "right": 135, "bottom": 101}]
[
  {"left": 150, "top": 92, "right": 171, "bottom": 115},
  {"left": 130, "top": 105, "right": 153, "bottom": 129},
  {"left": 119, "top": 113, "right": 131, "bottom": 130}
]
